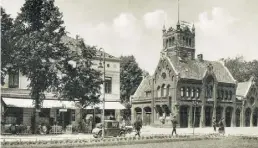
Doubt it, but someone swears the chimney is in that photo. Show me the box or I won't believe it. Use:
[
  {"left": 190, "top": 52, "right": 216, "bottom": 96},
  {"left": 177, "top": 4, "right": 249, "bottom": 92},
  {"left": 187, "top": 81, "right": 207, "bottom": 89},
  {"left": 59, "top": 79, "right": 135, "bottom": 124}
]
[{"left": 197, "top": 54, "right": 203, "bottom": 61}]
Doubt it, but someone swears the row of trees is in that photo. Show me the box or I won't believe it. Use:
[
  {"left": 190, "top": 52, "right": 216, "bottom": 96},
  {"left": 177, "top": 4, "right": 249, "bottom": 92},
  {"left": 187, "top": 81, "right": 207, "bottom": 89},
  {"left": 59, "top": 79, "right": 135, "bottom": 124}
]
[
  {"left": 1, "top": 0, "right": 146, "bottom": 133},
  {"left": 1, "top": 0, "right": 103, "bottom": 133}
]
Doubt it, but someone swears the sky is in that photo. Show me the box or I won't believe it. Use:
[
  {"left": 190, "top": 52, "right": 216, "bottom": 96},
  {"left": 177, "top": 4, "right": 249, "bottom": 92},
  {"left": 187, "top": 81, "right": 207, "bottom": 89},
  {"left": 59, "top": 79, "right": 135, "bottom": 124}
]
[{"left": 2, "top": 0, "right": 258, "bottom": 74}]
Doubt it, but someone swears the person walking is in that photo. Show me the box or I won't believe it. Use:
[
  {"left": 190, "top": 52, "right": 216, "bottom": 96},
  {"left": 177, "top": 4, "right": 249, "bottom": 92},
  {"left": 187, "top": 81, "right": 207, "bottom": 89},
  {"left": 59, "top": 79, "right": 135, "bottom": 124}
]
[
  {"left": 218, "top": 118, "right": 225, "bottom": 135},
  {"left": 212, "top": 117, "right": 217, "bottom": 132},
  {"left": 171, "top": 116, "right": 178, "bottom": 136},
  {"left": 134, "top": 116, "right": 142, "bottom": 137}
]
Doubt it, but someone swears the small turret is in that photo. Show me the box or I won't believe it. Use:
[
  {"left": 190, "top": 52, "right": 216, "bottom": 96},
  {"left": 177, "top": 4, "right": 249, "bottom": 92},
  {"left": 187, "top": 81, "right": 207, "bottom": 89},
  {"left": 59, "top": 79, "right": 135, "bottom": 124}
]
[
  {"left": 162, "top": 24, "right": 166, "bottom": 34},
  {"left": 192, "top": 23, "right": 195, "bottom": 33},
  {"left": 176, "top": 21, "right": 180, "bottom": 30}
]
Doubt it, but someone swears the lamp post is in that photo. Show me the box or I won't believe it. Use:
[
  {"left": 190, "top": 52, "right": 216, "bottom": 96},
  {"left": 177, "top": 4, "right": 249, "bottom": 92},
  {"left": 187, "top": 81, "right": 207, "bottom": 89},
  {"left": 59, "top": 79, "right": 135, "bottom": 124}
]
[
  {"left": 192, "top": 100, "right": 199, "bottom": 136},
  {"left": 98, "top": 48, "right": 105, "bottom": 139}
]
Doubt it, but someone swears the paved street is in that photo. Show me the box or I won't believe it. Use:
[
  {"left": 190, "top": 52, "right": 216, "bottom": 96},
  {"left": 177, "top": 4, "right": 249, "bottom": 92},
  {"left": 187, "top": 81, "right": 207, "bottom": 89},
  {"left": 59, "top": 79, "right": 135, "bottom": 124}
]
[{"left": 1, "top": 126, "right": 258, "bottom": 142}]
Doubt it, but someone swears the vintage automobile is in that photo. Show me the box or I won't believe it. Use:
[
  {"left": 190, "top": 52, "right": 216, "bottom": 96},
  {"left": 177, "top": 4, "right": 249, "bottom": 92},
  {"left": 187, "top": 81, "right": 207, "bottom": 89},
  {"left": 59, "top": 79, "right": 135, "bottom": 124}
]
[{"left": 92, "top": 120, "right": 127, "bottom": 138}]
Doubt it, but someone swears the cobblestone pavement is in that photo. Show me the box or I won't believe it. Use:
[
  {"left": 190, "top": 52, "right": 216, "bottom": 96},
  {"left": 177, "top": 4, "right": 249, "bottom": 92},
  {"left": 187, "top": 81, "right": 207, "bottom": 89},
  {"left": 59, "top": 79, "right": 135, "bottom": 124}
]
[{"left": 1, "top": 127, "right": 258, "bottom": 142}]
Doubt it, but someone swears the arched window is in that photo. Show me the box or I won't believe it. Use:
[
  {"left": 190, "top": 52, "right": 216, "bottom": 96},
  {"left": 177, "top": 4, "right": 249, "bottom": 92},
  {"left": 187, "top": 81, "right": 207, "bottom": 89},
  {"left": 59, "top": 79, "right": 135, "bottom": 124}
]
[
  {"left": 157, "top": 86, "right": 161, "bottom": 97},
  {"left": 191, "top": 88, "right": 196, "bottom": 98},
  {"left": 217, "top": 89, "right": 221, "bottom": 99},
  {"left": 189, "top": 38, "right": 192, "bottom": 46},
  {"left": 169, "top": 38, "right": 172, "bottom": 47},
  {"left": 196, "top": 88, "right": 200, "bottom": 98},
  {"left": 229, "top": 91, "right": 232, "bottom": 100},
  {"left": 181, "top": 87, "right": 185, "bottom": 97},
  {"left": 166, "top": 40, "right": 169, "bottom": 47},
  {"left": 225, "top": 91, "right": 228, "bottom": 100},
  {"left": 172, "top": 37, "right": 175, "bottom": 45},
  {"left": 186, "top": 87, "right": 190, "bottom": 97},
  {"left": 209, "top": 85, "right": 213, "bottom": 98},
  {"left": 166, "top": 85, "right": 170, "bottom": 96},
  {"left": 221, "top": 90, "right": 224, "bottom": 100},
  {"left": 161, "top": 84, "right": 166, "bottom": 97}
]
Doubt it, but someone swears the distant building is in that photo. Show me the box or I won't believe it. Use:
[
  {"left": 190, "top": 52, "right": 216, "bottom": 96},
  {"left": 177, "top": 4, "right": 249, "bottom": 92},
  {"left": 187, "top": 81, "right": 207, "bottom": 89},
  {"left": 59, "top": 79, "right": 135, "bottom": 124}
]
[
  {"left": 131, "top": 21, "right": 258, "bottom": 127},
  {"left": 1, "top": 36, "right": 125, "bottom": 129}
]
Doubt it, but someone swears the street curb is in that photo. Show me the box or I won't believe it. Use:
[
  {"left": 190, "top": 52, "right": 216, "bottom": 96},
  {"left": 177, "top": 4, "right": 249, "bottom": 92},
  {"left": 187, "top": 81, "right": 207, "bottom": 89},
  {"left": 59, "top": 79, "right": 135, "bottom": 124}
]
[{"left": 1, "top": 134, "right": 224, "bottom": 148}]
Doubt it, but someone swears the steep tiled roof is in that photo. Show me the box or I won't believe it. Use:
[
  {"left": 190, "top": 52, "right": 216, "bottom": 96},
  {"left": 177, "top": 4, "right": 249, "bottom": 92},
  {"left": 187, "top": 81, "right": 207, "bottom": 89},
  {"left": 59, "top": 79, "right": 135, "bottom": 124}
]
[
  {"left": 61, "top": 36, "right": 119, "bottom": 61},
  {"left": 167, "top": 55, "right": 236, "bottom": 83},
  {"left": 236, "top": 81, "right": 252, "bottom": 97},
  {"left": 133, "top": 76, "right": 153, "bottom": 97}
]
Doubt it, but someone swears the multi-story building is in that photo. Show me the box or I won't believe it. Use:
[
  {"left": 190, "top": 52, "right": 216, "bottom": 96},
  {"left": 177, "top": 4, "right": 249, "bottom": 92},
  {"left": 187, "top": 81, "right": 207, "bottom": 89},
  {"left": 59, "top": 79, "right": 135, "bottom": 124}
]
[
  {"left": 1, "top": 36, "right": 125, "bottom": 129},
  {"left": 131, "top": 21, "right": 258, "bottom": 128}
]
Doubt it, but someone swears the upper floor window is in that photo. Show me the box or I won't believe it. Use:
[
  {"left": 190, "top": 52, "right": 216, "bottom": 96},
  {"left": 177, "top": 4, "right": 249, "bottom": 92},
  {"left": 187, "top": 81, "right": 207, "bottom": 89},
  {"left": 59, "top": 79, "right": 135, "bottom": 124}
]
[
  {"left": 180, "top": 87, "right": 185, "bottom": 97},
  {"left": 166, "top": 85, "right": 170, "bottom": 96},
  {"left": 105, "top": 77, "right": 112, "bottom": 94},
  {"left": 161, "top": 84, "right": 166, "bottom": 97},
  {"left": 196, "top": 88, "right": 200, "bottom": 99},
  {"left": 186, "top": 87, "right": 191, "bottom": 97},
  {"left": 191, "top": 88, "right": 196, "bottom": 98},
  {"left": 229, "top": 91, "right": 232, "bottom": 100},
  {"left": 8, "top": 70, "right": 19, "bottom": 88},
  {"left": 225, "top": 91, "right": 228, "bottom": 100}
]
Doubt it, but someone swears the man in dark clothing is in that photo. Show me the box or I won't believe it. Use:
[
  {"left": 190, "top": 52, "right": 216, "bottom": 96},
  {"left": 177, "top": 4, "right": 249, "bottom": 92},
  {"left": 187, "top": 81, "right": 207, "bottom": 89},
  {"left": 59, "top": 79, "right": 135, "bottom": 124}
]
[
  {"left": 212, "top": 117, "right": 216, "bottom": 132},
  {"left": 134, "top": 117, "right": 142, "bottom": 137},
  {"left": 171, "top": 116, "right": 178, "bottom": 136}
]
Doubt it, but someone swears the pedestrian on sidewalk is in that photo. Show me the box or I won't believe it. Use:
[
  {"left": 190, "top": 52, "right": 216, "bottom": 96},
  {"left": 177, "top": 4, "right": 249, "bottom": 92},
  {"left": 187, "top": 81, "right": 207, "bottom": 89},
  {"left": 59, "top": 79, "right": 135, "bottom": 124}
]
[
  {"left": 218, "top": 118, "right": 225, "bottom": 135},
  {"left": 212, "top": 117, "right": 216, "bottom": 132},
  {"left": 171, "top": 116, "right": 178, "bottom": 136},
  {"left": 134, "top": 116, "right": 142, "bottom": 137}
]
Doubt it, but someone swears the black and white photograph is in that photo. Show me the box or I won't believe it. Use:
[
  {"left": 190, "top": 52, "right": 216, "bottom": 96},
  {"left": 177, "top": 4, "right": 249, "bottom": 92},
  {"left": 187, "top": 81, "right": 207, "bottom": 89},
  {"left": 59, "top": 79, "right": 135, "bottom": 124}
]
[{"left": 1, "top": 0, "right": 258, "bottom": 148}]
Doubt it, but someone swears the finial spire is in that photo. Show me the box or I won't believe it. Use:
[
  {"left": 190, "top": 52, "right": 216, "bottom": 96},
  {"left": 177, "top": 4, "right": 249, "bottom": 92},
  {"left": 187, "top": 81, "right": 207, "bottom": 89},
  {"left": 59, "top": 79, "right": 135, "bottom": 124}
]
[{"left": 177, "top": 0, "right": 180, "bottom": 23}]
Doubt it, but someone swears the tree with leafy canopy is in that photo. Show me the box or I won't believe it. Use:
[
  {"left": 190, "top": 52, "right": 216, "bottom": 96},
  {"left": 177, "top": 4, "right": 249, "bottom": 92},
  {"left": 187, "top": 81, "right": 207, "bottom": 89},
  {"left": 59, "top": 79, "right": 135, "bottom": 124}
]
[
  {"left": 222, "top": 56, "right": 258, "bottom": 84},
  {"left": 120, "top": 55, "right": 146, "bottom": 122},
  {"left": 12, "top": 0, "right": 69, "bottom": 133},
  {"left": 1, "top": 7, "right": 14, "bottom": 85},
  {"left": 120, "top": 55, "right": 145, "bottom": 103},
  {"left": 56, "top": 36, "right": 103, "bottom": 131}
]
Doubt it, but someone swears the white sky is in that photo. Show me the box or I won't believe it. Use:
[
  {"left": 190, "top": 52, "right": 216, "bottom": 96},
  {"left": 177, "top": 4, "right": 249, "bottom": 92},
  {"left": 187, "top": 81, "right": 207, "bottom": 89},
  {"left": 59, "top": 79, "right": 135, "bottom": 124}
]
[{"left": 2, "top": 0, "right": 258, "bottom": 74}]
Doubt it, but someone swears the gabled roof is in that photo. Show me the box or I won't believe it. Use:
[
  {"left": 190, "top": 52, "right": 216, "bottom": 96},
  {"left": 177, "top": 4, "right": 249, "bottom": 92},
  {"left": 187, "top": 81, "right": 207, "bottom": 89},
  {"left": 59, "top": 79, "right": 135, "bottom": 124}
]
[
  {"left": 167, "top": 55, "right": 236, "bottom": 84},
  {"left": 236, "top": 76, "right": 256, "bottom": 98},
  {"left": 61, "top": 36, "right": 120, "bottom": 61},
  {"left": 133, "top": 76, "right": 153, "bottom": 97}
]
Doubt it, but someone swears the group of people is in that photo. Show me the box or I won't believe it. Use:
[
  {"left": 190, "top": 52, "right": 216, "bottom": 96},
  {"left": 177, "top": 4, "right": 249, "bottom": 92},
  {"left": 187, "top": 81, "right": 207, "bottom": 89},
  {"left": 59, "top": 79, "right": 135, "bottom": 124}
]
[
  {"left": 212, "top": 117, "right": 225, "bottom": 134},
  {"left": 133, "top": 116, "right": 226, "bottom": 137},
  {"left": 133, "top": 115, "right": 178, "bottom": 137}
]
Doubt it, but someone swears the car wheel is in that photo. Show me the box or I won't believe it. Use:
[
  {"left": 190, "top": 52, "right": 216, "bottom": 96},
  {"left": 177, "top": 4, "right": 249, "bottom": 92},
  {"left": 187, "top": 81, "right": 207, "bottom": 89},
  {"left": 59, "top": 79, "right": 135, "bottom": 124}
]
[
  {"left": 119, "top": 131, "right": 125, "bottom": 137},
  {"left": 97, "top": 131, "right": 102, "bottom": 138}
]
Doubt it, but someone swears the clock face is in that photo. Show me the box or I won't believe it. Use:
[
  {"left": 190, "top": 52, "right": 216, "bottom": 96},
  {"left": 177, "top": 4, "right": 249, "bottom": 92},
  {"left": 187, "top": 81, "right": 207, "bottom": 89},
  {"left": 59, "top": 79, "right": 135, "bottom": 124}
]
[{"left": 162, "top": 72, "right": 166, "bottom": 79}]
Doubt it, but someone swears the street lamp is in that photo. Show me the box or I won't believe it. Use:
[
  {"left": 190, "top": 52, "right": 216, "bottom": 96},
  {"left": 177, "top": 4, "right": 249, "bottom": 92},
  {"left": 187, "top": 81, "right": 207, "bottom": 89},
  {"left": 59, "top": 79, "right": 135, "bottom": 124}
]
[
  {"left": 192, "top": 99, "right": 199, "bottom": 136},
  {"left": 98, "top": 48, "right": 105, "bottom": 139}
]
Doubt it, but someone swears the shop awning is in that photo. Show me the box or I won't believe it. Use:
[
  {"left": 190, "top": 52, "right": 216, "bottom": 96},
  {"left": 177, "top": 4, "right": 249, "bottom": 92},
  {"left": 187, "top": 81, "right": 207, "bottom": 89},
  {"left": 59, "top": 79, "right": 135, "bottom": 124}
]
[
  {"left": 2, "top": 98, "right": 77, "bottom": 109},
  {"left": 2, "top": 98, "right": 33, "bottom": 108},
  {"left": 86, "top": 102, "right": 126, "bottom": 110}
]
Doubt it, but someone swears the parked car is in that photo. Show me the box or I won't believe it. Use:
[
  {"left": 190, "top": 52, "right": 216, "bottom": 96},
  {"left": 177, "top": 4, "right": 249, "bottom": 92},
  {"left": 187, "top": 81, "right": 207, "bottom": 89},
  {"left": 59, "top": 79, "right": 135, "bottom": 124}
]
[{"left": 92, "top": 120, "right": 126, "bottom": 138}]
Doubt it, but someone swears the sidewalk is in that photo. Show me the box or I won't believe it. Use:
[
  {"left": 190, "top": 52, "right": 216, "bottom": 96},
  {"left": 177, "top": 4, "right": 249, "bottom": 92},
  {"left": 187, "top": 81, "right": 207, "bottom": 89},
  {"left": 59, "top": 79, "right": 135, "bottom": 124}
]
[
  {"left": 140, "top": 126, "right": 258, "bottom": 136},
  {"left": 1, "top": 127, "right": 258, "bottom": 142}
]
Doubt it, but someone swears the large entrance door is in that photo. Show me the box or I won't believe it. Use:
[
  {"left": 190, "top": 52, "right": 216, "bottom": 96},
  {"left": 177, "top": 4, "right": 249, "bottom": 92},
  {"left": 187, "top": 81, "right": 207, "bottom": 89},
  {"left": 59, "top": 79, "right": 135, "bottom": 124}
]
[
  {"left": 245, "top": 108, "right": 251, "bottom": 127},
  {"left": 205, "top": 106, "right": 212, "bottom": 126},
  {"left": 225, "top": 107, "right": 233, "bottom": 127},
  {"left": 235, "top": 109, "right": 241, "bottom": 127},
  {"left": 253, "top": 108, "right": 258, "bottom": 127},
  {"left": 180, "top": 106, "right": 188, "bottom": 128},
  {"left": 192, "top": 107, "right": 201, "bottom": 127},
  {"left": 143, "top": 107, "right": 151, "bottom": 125}
]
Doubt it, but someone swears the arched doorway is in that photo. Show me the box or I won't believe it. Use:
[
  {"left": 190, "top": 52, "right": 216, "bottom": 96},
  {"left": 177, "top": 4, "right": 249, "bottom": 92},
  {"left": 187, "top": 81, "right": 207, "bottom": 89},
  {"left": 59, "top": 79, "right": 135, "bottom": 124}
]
[
  {"left": 155, "top": 105, "right": 163, "bottom": 118},
  {"left": 192, "top": 106, "right": 201, "bottom": 127},
  {"left": 235, "top": 108, "right": 241, "bottom": 127},
  {"left": 143, "top": 106, "right": 151, "bottom": 125},
  {"left": 225, "top": 107, "right": 233, "bottom": 127},
  {"left": 180, "top": 106, "right": 188, "bottom": 128},
  {"left": 135, "top": 107, "right": 142, "bottom": 121},
  {"left": 252, "top": 108, "right": 258, "bottom": 127},
  {"left": 245, "top": 108, "right": 251, "bottom": 127},
  {"left": 216, "top": 106, "right": 223, "bottom": 122},
  {"left": 205, "top": 106, "right": 213, "bottom": 126}
]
